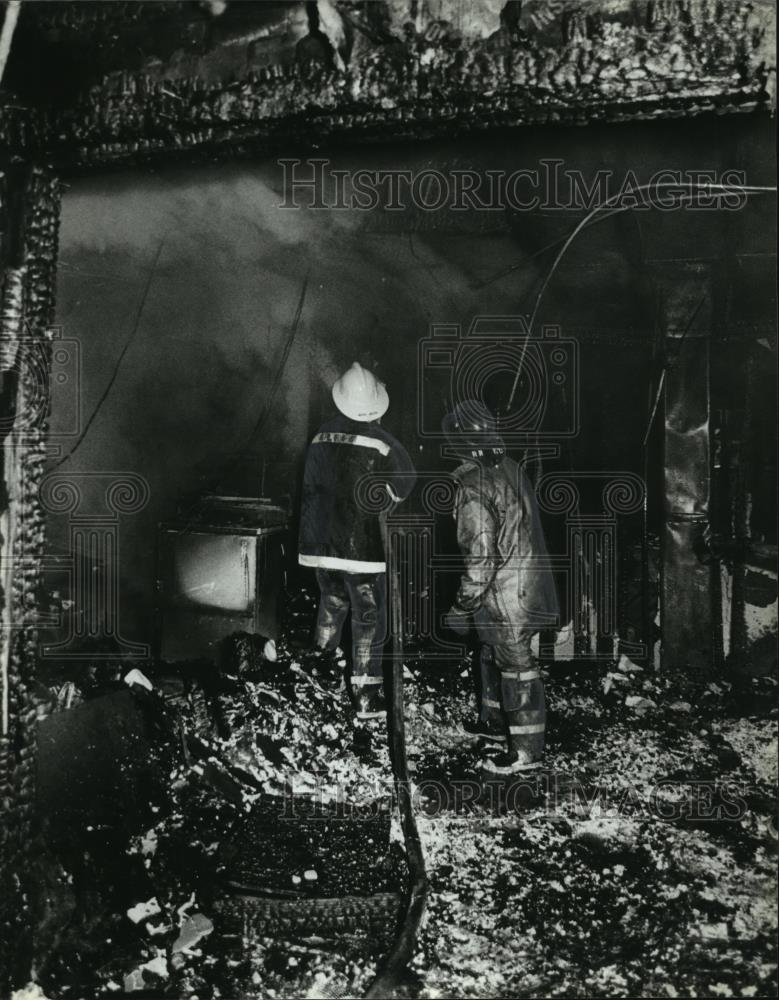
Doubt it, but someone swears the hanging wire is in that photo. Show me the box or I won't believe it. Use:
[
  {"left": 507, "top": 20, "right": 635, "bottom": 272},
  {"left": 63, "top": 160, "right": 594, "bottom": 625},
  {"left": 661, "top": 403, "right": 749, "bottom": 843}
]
[
  {"left": 53, "top": 239, "right": 166, "bottom": 469},
  {"left": 505, "top": 181, "right": 777, "bottom": 414},
  {"left": 171, "top": 270, "right": 310, "bottom": 534},
  {"left": 204, "top": 268, "right": 310, "bottom": 494},
  {"left": 641, "top": 292, "right": 707, "bottom": 450},
  {"left": 499, "top": 180, "right": 776, "bottom": 660}
]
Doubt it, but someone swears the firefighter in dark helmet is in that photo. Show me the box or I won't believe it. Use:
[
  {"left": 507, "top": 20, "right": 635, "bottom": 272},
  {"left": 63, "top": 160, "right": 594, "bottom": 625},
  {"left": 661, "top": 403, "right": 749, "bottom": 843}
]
[{"left": 442, "top": 399, "right": 559, "bottom": 774}]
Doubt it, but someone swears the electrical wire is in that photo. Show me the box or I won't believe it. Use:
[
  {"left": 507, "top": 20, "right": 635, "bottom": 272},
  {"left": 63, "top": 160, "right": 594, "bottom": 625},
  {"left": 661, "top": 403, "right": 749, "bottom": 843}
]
[
  {"left": 204, "top": 268, "right": 310, "bottom": 492},
  {"left": 171, "top": 270, "right": 310, "bottom": 534},
  {"left": 53, "top": 240, "right": 166, "bottom": 468},
  {"left": 500, "top": 181, "right": 775, "bottom": 663},
  {"left": 505, "top": 181, "right": 777, "bottom": 413},
  {"left": 641, "top": 292, "right": 707, "bottom": 450}
]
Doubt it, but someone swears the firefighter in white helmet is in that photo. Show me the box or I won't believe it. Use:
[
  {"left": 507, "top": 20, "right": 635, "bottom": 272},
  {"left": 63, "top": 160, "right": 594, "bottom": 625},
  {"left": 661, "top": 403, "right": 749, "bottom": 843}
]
[{"left": 299, "top": 363, "right": 416, "bottom": 720}]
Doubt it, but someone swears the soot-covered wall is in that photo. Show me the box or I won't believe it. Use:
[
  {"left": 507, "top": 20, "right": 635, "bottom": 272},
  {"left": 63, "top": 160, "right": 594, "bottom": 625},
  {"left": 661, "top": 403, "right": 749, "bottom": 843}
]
[{"left": 48, "top": 114, "right": 776, "bottom": 650}]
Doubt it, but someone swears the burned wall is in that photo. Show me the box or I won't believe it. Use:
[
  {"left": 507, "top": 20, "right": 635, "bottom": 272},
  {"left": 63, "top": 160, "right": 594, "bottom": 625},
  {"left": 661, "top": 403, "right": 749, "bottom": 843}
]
[
  {"left": 2, "top": 1, "right": 775, "bottom": 168},
  {"left": 0, "top": 168, "right": 61, "bottom": 997},
  {"left": 47, "top": 112, "right": 776, "bottom": 658}
]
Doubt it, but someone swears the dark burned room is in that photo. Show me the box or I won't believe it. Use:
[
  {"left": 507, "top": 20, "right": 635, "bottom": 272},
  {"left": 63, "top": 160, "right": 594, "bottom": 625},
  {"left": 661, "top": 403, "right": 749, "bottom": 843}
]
[{"left": 0, "top": 2, "right": 777, "bottom": 998}]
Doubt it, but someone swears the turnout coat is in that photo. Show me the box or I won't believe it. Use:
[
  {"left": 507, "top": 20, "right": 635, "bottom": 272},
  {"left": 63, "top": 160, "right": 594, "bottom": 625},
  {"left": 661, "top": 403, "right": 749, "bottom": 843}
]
[
  {"left": 451, "top": 455, "right": 559, "bottom": 643},
  {"left": 298, "top": 414, "right": 416, "bottom": 573}
]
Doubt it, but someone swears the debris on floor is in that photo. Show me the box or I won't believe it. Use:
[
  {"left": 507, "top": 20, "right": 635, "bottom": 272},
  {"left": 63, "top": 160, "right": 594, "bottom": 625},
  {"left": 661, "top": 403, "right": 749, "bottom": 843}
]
[{"left": 28, "top": 586, "right": 778, "bottom": 998}]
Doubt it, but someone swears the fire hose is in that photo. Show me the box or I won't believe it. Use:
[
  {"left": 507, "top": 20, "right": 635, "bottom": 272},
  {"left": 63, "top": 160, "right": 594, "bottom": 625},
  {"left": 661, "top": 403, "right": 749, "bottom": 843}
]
[{"left": 366, "top": 527, "right": 428, "bottom": 998}]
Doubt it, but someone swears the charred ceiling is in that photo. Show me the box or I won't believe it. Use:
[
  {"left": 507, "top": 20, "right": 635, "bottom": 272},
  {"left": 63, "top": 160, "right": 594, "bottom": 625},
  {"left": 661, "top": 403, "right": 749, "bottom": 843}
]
[{"left": 0, "top": 0, "right": 776, "bottom": 170}]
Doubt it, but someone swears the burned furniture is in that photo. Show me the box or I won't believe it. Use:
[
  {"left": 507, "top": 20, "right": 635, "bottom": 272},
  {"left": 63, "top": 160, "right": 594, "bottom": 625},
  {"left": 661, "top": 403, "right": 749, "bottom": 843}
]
[{"left": 156, "top": 495, "right": 288, "bottom": 665}]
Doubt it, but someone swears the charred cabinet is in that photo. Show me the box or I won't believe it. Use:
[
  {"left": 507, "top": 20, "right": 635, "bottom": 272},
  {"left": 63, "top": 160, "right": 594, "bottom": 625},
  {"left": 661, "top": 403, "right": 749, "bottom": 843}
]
[{"left": 157, "top": 496, "right": 288, "bottom": 663}]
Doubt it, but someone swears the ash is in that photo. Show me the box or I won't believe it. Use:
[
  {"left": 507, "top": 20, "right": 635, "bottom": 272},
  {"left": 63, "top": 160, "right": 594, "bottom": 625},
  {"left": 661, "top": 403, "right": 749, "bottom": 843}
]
[{"left": 29, "top": 588, "right": 777, "bottom": 999}]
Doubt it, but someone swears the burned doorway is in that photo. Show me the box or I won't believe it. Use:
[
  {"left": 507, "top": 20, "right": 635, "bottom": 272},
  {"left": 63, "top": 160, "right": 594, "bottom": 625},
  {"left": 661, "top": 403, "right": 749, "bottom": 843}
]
[{"left": 0, "top": 0, "right": 775, "bottom": 992}]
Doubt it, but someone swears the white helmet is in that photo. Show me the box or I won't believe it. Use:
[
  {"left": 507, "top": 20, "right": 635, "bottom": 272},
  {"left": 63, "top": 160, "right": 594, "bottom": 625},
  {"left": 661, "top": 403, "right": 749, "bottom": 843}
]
[{"left": 332, "top": 362, "right": 389, "bottom": 421}]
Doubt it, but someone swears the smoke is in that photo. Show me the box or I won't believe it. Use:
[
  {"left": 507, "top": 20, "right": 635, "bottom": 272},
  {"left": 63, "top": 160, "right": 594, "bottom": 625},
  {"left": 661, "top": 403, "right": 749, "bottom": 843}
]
[{"left": 310, "top": 339, "right": 340, "bottom": 389}]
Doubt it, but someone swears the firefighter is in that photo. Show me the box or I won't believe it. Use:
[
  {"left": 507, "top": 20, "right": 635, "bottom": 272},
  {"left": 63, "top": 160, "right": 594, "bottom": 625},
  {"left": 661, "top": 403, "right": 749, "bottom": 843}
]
[
  {"left": 442, "top": 400, "right": 559, "bottom": 774},
  {"left": 299, "top": 362, "right": 416, "bottom": 720}
]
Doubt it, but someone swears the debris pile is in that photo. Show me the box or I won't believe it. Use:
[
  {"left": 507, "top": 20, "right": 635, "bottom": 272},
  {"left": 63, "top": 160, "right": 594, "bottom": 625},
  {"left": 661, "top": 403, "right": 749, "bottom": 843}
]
[
  {"left": 401, "top": 652, "right": 778, "bottom": 998},
  {"left": 32, "top": 595, "right": 402, "bottom": 998},
  {"left": 27, "top": 589, "right": 778, "bottom": 998}
]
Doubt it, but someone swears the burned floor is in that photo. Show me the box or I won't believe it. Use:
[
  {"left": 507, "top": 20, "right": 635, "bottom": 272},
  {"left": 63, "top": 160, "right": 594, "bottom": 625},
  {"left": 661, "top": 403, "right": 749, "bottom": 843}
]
[{"left": 24, "top": 583, "right": 778, "bottom": 1000}]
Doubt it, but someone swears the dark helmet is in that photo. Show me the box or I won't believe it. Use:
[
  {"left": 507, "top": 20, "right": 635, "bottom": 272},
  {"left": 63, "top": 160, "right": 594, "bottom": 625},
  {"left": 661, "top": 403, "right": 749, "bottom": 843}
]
[{"left": 441, "top": 399, "right": 506, "bottom": 465}]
